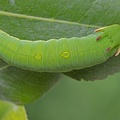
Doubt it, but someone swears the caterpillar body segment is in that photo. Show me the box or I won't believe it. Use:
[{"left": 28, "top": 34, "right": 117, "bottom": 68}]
[{"left": 0, "top": 24, "right": 120, "bottom": 72}]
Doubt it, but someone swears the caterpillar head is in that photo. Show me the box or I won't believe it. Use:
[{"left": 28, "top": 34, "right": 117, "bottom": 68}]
[{"left": 95, "top": 24, "right": 120, "bottom": 51}]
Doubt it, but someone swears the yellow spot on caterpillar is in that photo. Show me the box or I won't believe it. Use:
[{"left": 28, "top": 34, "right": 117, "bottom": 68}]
[
  {"left": 35, "top": 54, "right": 42, "bottom": 60},
  {"left": 61, "top": 51, "right": 70, "bottom": 58}
]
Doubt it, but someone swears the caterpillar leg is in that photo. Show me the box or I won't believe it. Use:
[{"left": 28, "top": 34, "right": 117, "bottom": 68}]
[
  {"left": 94, "top": 27, "right": 106, "bottom": 33},
  {"left": 94, "top": 24, "right": 120, "bottom": 41},
  {"left": 94, "top": 26, "right": 108, "bottom": 40},
  {"left": 106, "top": 45, "right": 120, "bottom": 56},
  {"left": 115, "top": 47, "right": 120, "bottom": 56}
]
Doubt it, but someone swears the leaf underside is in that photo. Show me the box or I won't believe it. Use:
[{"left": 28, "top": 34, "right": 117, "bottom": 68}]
[{"left": 0, "top": 0, "right": 120, "bottom": 104}]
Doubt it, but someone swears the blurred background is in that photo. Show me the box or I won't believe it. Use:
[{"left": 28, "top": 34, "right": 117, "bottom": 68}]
[{"left": 25, "top": 73, "right": 120, "bottom": 120}]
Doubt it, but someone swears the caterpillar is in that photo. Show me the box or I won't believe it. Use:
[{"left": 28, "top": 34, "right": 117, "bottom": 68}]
[{"left": 0, "top": 24, "right": 120, "bottom": 72}]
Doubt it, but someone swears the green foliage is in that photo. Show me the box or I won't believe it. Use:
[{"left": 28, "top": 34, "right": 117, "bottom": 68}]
[
  {"left": 0, "top": 100, "right": 27, "bottom": 120},
  {"left": 0, "top": 1, "right": 120, "bottom": 119},
  {"left": 26, "top": 75, "right": 120, "bottom": 120}
]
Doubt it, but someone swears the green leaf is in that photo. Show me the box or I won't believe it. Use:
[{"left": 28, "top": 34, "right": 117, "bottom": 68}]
[
  {"left": 64, "top": 55, "right": 120, "bottom": 81},
  {"left": 63, "top": 1, "right": 120, "bottom": 81},
  {"left": 0, "top": 100, "right": 27, "bottom": 120},
  {"left": 0, "top": 59, "right": 60, "bottom": 104},
  {"left": 0, "top": 0, "right": 120, "bottom": 105}
]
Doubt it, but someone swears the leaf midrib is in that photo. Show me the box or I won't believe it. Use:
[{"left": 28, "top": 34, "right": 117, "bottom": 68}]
[
  {"left": 0, "top": 11, "right": 100, "bottom": 28},
  {"left": 0, "top": 64, "right": 10, "bottom": 71}
]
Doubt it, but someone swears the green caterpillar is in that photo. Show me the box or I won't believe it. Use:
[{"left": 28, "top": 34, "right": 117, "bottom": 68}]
[{"left": 0, "top": 24, "right": 120, "bottom": 72}]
